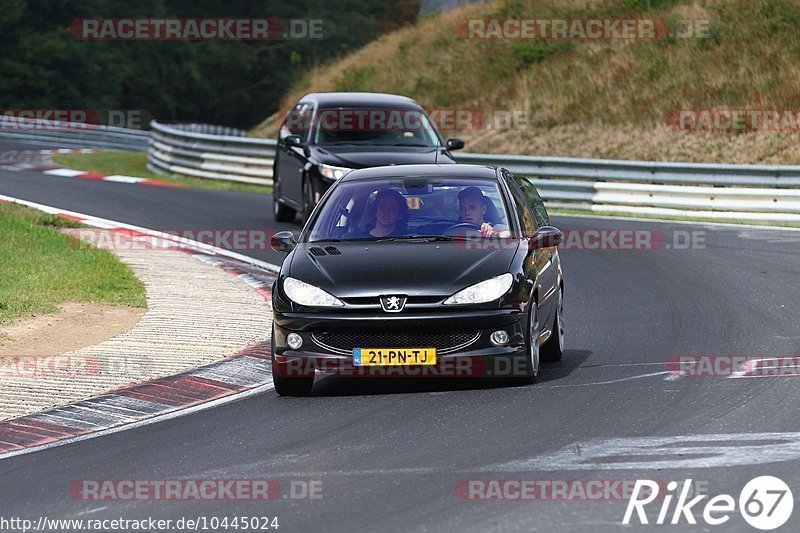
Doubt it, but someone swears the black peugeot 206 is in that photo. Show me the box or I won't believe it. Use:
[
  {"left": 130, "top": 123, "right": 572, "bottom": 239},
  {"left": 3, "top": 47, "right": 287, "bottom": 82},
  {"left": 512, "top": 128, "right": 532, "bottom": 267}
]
[
  {"left": 269, "top": 164, "right": 565, "bottom": 396},
  {"left": 272, "top": 92, "right": 464, "bottom": 223}
]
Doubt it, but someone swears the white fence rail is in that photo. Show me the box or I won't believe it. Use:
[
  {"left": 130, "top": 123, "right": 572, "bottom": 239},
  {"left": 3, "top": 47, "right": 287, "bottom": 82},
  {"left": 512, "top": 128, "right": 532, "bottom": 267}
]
[
  {"left": 146, "top": 122, "right": 800, "bottom": 221},
  {"left": 0, "top": 116, "right": 148, "bottom": 150},
  {"left": 455, "top": 153, "right": 800, "bottom": 222},
  {"left": 147, "top": 120, "right": 276, "bottom": 185},
  {"left": 6, "top": 116, "right": 799, "bottom": 222}
]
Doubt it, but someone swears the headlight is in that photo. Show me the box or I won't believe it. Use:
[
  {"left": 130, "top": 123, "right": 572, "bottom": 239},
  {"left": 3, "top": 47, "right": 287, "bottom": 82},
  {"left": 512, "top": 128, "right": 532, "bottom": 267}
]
[
  {"left": 283, "top": 277, "right": 344, "bottom": 307},
  {"left": 443, "top": 273, "right": 514, "bottom": 305},
  {"left": 319, "top": 163, "right": 352, "bottom": 180}
]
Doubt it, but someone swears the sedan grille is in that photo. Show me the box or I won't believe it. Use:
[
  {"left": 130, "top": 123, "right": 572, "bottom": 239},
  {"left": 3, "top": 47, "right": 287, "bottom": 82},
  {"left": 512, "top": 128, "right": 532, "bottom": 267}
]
[{"left": 311, "top": 330, "right": 480, "bottom": 356}]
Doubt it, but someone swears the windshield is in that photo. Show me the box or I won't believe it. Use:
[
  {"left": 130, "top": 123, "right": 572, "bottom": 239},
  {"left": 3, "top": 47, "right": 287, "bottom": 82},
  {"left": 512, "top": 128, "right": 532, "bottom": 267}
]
[
  {"left": 312, "top": 107, "right": 441, "bottom": 147},
  {"left": 306, "top": 177, "right": 511, "bottom": 242}
]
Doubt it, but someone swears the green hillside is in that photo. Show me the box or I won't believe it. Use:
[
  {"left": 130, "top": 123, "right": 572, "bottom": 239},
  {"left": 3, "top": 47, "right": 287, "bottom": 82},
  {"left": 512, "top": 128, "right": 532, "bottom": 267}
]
[{"left": 251, "top": 0, "right": 800, "bottom": 164}]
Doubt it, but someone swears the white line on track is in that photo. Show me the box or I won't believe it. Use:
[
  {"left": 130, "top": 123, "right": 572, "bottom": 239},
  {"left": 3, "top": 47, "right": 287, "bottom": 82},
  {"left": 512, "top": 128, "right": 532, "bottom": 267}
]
[
  {"left": 538, "top": 371, "right": 672, "bottom": 388},
  {"left": 0, "top": 193, "right": 281, "bottom": 273},
  {"left": 0, "top": 193, "right": 281, "bottom": 460},
  {"left": 553, "top": 211, "right": 800, "bottom": 232}
]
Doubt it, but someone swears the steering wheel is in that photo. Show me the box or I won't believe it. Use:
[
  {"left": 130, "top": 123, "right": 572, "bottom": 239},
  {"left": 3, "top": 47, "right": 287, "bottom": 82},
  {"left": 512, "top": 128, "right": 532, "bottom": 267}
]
[{"left": 443, "top": 222, "right": 482, "bottom": 236}]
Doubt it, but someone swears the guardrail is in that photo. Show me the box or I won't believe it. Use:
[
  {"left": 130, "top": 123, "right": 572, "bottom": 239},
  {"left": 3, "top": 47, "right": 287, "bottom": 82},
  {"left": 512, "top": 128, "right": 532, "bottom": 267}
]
[
  {"left": 2, "top": 111, "right": 796, "bottom": 222},
  {"left": 0, "top": 116, "right": 148, "bottom": 150},
  {"left": 147, "top": 120, "right": 276, "bottom": 185},
  {"left": 456, "top": 152, "right": 800, "bottom": 222}
]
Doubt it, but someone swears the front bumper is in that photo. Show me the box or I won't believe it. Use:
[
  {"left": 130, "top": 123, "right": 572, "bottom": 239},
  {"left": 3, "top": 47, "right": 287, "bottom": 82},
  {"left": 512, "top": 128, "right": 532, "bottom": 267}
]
[{"left": 271, "top": 308, "right": 530, "bottom": 378}]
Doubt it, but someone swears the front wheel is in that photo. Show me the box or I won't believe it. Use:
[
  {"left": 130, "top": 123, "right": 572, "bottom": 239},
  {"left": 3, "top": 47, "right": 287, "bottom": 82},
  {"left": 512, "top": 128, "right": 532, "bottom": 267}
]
[
  {"left": 302, "top": 178, "right": 315, "bottom": 224},
  {"left": 272, "top": 353, "right": 315, "bottom": 396},
  {"left": 515, "top": 305, "right": 540, "bottom": 385},
  {"left": 272, "top": 176, "right": 296, "bottom": 222},
  {"left": 540, "top": 286, "right": 564, "bottom": 363},
  {"left": 271, "top": 332, "right": 314, "bottom": 396}
]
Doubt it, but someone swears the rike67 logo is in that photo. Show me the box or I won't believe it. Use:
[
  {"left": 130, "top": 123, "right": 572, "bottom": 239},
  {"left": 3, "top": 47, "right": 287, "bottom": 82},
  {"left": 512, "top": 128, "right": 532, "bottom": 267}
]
[{"left": 623, "top": 476, "right": 793, "bottom": 530}]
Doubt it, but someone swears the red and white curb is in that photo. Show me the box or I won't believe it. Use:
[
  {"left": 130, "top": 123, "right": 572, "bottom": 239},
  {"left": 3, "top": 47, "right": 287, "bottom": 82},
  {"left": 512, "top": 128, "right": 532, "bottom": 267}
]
[
  {"left": 42, "top": 167, "right": 182, "bottom": 187},
  {"left": 42, "top": 148, "right": 96, "bottom": 154},
  {"left": 0, "top": 148, "right": 181, "bottom": 187},
  {"left": 0, "top": 342, "right": 274, "bottom": 458},
  {"left": 0, "top": 194, "right": 281, "bottom": 459}
]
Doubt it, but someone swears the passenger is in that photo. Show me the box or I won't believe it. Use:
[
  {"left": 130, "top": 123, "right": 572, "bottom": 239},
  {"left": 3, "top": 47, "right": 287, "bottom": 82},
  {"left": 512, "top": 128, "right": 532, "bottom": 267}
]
[
  {"left": 368, "top": 189, "right": 409, "bottom": 237},
  {"left": 457, "top": 186, "right": 506, "bottom": 237}
]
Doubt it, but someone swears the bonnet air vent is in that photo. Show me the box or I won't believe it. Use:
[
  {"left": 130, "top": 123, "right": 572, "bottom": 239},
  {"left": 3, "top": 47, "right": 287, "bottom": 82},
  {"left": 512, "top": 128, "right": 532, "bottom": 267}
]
[
  {"left": 309, "top": 247, "right": 327, "bottom": 256},
  {"left": 324, "top": 246, "right": 341, "bottom": 255}
]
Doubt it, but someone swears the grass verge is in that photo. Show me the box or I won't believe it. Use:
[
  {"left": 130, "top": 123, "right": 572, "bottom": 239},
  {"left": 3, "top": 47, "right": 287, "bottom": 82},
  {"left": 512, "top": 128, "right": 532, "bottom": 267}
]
[
  {"left": 51, "top": 151, "right": 271, "bottom": 195},
  {"left": 0, "top": 202, "right": 147, "bottom": 326}
]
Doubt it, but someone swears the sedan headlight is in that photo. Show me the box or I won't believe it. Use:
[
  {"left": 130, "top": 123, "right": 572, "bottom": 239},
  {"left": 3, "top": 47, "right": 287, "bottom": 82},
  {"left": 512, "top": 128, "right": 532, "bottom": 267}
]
[
  {"left": 443, "top": 273, "right": 514, "bottom": 305},
  {"left": 319, "top": 163, "right": 352, "bottom": 180},
  {"left": 283, "top": 277, "right": 344, "bottom": 307}
]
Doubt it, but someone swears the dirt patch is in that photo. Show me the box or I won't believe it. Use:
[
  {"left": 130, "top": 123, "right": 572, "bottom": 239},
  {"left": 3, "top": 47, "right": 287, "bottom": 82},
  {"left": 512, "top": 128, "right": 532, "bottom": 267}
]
[{"left": 0, "top": 302, "right": 145, "bottom": 356}]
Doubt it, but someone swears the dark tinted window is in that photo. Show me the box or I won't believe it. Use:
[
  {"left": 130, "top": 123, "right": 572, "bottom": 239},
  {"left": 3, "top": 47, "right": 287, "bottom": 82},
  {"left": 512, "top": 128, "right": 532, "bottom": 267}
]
[
  {"left": 281, "top": 103, "right": 313, "bottom": 141},
  {"left": 512, "top": 174, "right": 549, "bottom": 227},
  {"left": 311, "top": 107, "right": 439, "bottom": 147},
  {"left": 504, "top": 176, "right": 538, "bottom": 236}
]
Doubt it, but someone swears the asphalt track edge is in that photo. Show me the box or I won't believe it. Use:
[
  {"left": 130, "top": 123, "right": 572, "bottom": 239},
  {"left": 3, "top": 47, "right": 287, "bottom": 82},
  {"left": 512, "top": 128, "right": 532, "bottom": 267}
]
[{"left": 0, "top": 193, "right": 281, "bottom": 460}]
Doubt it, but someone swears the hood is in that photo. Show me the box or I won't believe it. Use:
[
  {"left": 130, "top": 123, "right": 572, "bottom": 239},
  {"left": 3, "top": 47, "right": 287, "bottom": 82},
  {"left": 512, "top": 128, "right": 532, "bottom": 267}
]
[
  {"left": 310, "top": 145, "right": 456, "bottom": 169},
  {"left": 287, "top": 240, "right": 518, "bottom": 300}
]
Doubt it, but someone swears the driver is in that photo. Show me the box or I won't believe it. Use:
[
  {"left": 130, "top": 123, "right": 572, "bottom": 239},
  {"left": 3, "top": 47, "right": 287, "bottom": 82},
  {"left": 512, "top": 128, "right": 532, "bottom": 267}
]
[{"left": 457, "top": 186, "right": 506, "bottom": 237}]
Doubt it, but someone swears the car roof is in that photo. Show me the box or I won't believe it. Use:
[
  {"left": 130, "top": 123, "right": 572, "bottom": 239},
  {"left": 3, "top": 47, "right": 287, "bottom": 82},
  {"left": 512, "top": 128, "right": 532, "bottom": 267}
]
[
  {"left": 299, "top": 92, "right": 423, "bottom": 110},
  {"left": 340, "top": 164, "right": 500, "bottom": 181}
]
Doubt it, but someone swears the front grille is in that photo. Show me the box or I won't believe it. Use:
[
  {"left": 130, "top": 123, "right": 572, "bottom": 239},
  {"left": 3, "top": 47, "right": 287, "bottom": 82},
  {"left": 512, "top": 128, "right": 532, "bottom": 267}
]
[
  {"left": 341, "top": 296, "right": 443, "bottom": 305},
  {"left": 311, "top": 330, "right": 480, "bottom": 355}
]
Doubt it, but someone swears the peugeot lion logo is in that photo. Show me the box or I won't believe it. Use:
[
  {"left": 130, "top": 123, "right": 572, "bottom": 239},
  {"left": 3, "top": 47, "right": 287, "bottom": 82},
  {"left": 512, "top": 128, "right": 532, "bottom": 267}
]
[{"left": 380, "top": 295, "right": 407, "bottom": 313}]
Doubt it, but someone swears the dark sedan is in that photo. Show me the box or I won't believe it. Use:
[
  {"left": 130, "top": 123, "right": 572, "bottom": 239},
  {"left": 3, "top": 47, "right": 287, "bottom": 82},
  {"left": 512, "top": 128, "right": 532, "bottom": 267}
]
[
  {"left": 269, "top": 164, "right": 564, "bottom": 396},
  {"left": 272, "top": 92, "right": 464, "bottom": 223}
]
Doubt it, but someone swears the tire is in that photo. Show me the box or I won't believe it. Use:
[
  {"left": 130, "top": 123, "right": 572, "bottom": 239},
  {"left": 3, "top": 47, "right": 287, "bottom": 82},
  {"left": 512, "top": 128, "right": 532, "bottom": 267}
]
[
  {"left": 272, "top": 353, "right": 315, "bottom": 396},
  {"left": 271, "top": 332, "right": 314, "bottom": 396},
  {"left": 540, "top": 286, "right": 564, "bottom": 363},
  {"left": 515, "top": 303, "right": 540, "bottom": 385},
  {"left": 272, "top": 177, "right": 296, "bottom": 222},
  {"left": 302, "top": 178, "right": 314, "bottom": 224}
]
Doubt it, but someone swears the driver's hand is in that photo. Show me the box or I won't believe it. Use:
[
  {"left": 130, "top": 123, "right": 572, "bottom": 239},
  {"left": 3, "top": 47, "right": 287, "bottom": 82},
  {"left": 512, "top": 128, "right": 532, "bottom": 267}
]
[{"left": 480, "top": 222, "right": 494, "bottom": 237}]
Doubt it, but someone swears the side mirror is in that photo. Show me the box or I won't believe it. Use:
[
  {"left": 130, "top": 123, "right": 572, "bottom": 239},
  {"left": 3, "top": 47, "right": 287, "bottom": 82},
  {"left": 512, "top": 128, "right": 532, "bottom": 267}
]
[
  {"left": 446, "top": 138, "right": 465, "bottom": 151},
  {"left": 284, "top": 135, "right": 304, "bottom": 148},
  {"left": 270, "top": 230, "right": 298, "bottom": 253},
  {"left": 530, "top": 226, "right": 562, "bottom": 250}
]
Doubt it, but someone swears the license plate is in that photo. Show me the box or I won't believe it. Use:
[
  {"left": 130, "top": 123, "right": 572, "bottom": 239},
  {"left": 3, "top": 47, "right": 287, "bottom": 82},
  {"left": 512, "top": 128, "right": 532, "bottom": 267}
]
[{"left": 353, "top": 348, "right": 437, "bottom": 366}]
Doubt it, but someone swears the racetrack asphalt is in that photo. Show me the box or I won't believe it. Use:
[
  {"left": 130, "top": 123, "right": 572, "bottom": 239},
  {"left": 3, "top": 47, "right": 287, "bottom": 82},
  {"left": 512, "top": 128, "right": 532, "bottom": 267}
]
[{"left": 1, "top": 140, "right": 799, "bottom": 532}]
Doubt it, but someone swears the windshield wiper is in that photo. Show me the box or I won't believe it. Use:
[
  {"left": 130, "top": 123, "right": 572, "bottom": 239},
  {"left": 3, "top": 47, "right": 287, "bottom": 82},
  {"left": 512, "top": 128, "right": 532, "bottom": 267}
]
[
  {"left": 374, "top": 235, "right": 467, "bottom": 242},
  {"left": 387, "top": 143, "right": 433, "bottom": 147}
]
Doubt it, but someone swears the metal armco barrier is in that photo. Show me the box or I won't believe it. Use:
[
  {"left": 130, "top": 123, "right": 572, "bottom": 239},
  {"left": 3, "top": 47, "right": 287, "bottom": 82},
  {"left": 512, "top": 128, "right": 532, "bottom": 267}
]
[
  {"left": 0, "top": 116, "right": 148, "bottom": 150},
  {"left": 456, "top": 152, "right": 800, "bottom": 222},
  {"left": 27, "top": 116, "right": 796, "bottom": 223},
  {"left": 147, "top": 120, "right": 276, "bottom": 185}
]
